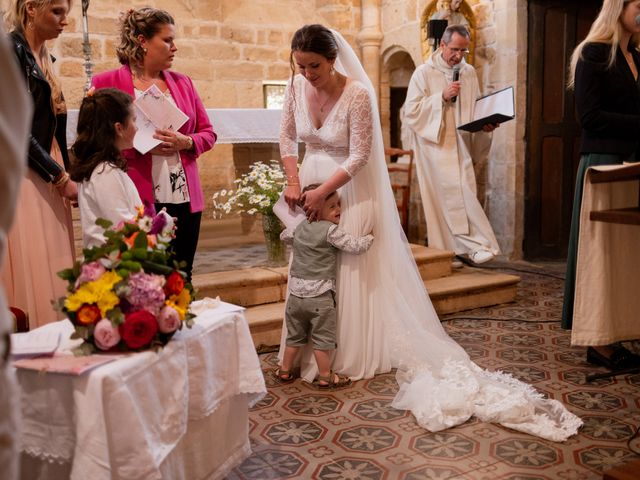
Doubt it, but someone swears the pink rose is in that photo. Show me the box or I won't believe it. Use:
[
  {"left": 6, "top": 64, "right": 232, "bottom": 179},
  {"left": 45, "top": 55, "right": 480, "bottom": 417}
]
[
  {"left": 157, "top": 305, "right": 180, "bottom": 334},
  {"left": 93, "top": 318, "right": 121, "bottom": 350},
  {"left": 75, "top": 261, "right": 106, "bottom": 287}
]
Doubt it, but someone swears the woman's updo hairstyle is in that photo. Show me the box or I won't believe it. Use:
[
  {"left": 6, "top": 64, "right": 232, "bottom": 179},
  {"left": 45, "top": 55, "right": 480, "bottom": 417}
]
[
  {"left": 289, "top": 24, "right": 338, "bottom": 77},
  {"left": 116, "top": 7, "right": 174, "bottom": 67}
]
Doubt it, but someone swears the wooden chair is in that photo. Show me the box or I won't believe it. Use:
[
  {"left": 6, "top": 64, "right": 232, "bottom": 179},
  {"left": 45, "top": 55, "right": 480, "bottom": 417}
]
[
  {"left": 10, "top": 307, "right": 29, "bottom": 333},
  {"left": 385, "top": 147, "right": 415, "bottom": 233}
]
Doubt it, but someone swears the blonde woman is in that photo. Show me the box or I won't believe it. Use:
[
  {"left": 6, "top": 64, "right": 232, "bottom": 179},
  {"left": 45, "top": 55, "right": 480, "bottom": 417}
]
[
  {"left": 2, "top": 0, "right": 76, "bottom": 328},
  {"left": 562, "top": 0, "right": 640, "bottom": 367}
]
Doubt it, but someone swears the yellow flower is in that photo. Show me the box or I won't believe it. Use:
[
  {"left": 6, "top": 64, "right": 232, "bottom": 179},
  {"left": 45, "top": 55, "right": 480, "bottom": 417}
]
[
  {"left": 166, "top": 289, "right": 191, "bottom": 320},
  {"left": 65, "top": 271, "right": 122, "bottom": 316}
]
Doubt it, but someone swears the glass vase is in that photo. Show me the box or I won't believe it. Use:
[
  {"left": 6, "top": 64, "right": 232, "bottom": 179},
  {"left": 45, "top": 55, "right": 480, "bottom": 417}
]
[{"left": 261, "top": 213, "right": 286, "bottom": 266}]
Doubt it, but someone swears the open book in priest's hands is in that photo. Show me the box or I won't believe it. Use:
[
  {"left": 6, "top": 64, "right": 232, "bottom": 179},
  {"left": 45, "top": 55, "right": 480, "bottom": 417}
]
[
  {"left": 457, "top": 86, "right": 515, "bottom": 133},
  {"left": 133, "top": 84, "right": 189, "bottom": 154}
]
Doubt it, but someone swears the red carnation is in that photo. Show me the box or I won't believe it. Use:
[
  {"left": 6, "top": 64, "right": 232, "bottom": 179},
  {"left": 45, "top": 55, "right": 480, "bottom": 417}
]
[
  {"left": 164, "top": 271, "right": 185, "bottom": 296},
  {"left": 120, "top": 310, "right": 158, "bottom": 349}
]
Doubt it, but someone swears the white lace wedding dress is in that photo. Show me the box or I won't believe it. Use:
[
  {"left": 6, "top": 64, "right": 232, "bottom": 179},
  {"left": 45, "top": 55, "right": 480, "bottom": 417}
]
[{"left": 278, "top": 31, "right": 582, "bottom": 442}]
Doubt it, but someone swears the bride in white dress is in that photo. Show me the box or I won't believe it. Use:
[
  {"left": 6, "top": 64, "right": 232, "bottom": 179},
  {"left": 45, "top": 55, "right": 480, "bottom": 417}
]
[{"left": 278, "top": 24, "right": 582, "bottom": 441}]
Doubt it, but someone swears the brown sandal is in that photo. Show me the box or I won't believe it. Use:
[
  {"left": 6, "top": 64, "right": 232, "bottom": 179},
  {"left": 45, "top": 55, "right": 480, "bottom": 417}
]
[
  {"left": 274, "top": 367, "right": 299, "bottom": 384},
  {"left": 314, "top": 370, "right": 352, "bottom": 389}
]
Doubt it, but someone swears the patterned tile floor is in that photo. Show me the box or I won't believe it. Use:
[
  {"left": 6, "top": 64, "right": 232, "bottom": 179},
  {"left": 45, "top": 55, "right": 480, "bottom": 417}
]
[{"left": 224, "top": 261, "right": 640, "bottom": 480}]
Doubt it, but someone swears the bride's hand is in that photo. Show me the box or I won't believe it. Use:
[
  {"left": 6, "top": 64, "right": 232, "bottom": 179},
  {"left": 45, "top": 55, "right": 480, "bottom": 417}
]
[
  {"left": 301, "top": 188, "right": 325, "bottom": 221},
  {"left": 284, "top": 184, "right": 301, "bottom": 210}
]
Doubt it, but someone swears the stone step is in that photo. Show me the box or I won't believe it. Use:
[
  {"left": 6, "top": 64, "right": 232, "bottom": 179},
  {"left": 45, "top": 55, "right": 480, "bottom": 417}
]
[
  {"left": 244, "top": 267, "right": 520, "bottom": 349},
  {"left": 191, "top": 244, "right": 454, "bottom": 307},
  {"left": 192, "top": 266, "right": 289, "bottom": 308},
  {"left": 425, "top": 267, "right": 520, "bottom": 315}
]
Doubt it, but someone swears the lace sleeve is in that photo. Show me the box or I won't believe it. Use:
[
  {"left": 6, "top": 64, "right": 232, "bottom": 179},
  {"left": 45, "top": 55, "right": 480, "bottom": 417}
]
[
  {"left": 327, "top": 224, "right": 373, "bottom": 254},
  {"left": 279, "top": 79, "right": 298, "bottom": 159},
  {"left": 341, "top": 85, "right": 373, "bottom": 177}
]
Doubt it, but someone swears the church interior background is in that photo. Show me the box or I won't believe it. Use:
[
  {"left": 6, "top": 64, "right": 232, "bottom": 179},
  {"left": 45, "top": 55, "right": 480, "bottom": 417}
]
[
  {"left": 1, "top": 0, "right": 534, "bottom": 258},
  {"left": 4, "top": 0, "right": 640, "bottom": 478}
]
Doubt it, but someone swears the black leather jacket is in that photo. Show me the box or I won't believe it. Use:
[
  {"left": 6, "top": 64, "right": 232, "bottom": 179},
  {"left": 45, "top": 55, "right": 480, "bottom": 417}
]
[{"left": 9, "top": 30, "right": 69, "bottom": 182}]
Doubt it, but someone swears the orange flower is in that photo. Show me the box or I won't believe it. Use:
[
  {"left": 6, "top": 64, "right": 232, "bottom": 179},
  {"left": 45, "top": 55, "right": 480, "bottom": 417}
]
[
  {"left": 124, "top": 231, "right": 139, "bottom": 249},
  {"left": 125, "top": 230, "right": 154, "bottom": 248},
  {"left": 76, "top": 304, "right": 102, "bottom": 325}
]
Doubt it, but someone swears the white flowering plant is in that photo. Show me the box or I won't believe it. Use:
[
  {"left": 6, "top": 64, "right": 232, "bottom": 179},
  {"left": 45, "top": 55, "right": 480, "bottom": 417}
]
[{"left": 213, "top": 160, "right": 286, "bottom": 217}]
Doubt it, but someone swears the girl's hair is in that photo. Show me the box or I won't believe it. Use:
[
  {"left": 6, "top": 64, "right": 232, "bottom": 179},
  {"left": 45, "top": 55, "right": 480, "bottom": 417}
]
[
  {"left": 69, "top": 88, "right": 132, "bottom": 182},
  {"left": 568, "top": 0, "right": 640, "bottom": 88},
  {"left": 116, "top": 7, "right": 174, "bottom": 67},
  {"left": 288, "top": 24, "right": 338, "bottom": 104},
  {"left": 4, "top": 0, "right": 71, "bottom": 114}
]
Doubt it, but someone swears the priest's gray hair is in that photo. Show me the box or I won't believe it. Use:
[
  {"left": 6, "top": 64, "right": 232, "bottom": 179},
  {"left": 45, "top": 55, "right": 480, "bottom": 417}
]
[{"left": 442, "top": 24, "right": 470, "bottom": 44}]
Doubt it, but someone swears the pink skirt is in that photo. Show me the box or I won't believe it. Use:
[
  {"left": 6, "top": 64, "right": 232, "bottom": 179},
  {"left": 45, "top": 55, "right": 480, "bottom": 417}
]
[{"left": 1, "top": 141, "right": 75, "bottom": 329}]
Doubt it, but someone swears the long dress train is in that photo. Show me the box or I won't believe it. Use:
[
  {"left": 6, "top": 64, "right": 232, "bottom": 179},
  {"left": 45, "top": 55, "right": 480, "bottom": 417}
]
[{"left": 278, "top": 30, "right": 582, "bottom": 442}]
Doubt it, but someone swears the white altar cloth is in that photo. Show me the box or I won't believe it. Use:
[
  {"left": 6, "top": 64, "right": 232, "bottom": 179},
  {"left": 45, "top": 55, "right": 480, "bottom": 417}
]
[
  {"left": 66, "top": 108, "right": 284, "bottom": 145},
  {"left": 16, "top": 306, "right": 266, "bottom": 480}
]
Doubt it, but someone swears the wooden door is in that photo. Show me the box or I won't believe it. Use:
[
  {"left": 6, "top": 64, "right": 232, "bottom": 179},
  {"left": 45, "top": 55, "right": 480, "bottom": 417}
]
[
  {"left": 524, "top": 0, "right": 600, "bottom": 259},
  {"left": 389, "top": 87, "right": 408, "bottom": 162}
]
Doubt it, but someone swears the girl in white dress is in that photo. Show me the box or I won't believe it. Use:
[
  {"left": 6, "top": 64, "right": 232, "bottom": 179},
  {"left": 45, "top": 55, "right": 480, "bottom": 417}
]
[
  {"left": 69, "top": 88, "right": 142, "bottom": 248},
  {"left": 279, "top": 24, "right": 582, "bottom": 441}
]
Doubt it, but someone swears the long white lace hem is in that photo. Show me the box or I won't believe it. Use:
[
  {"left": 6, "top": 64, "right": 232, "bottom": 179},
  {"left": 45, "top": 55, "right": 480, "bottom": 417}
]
[{"left": 392, "top": 360, "right": 583, "bottom": 442}]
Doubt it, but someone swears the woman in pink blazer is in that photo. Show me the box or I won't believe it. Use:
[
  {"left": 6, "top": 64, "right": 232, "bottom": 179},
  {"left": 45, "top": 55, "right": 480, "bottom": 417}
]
[{"left": 92, "top": 7, "right": 215, "bottom": 280}]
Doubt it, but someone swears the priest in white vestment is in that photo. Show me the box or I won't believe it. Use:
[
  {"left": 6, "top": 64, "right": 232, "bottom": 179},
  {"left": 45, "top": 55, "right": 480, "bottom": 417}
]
[
  {"left": 403, "top": 24, "right": 500, "bottom": 264},
  {"left": 0, "top": 24, "right": 32, "bottom": 480}
]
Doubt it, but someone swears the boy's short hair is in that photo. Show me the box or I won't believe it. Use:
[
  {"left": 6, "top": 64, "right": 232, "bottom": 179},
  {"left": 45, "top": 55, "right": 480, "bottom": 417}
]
[{"left": 302, "top": 183, "right": 338, "bottom": 200}]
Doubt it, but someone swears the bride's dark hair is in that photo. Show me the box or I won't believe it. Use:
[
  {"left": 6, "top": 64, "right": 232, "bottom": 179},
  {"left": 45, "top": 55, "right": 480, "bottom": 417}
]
[
  {"left": 69, "top": 88, "right": 132, "bottom": 182},
  {"left": 288, "top": 24, "right": 338, "bottom": 93}
]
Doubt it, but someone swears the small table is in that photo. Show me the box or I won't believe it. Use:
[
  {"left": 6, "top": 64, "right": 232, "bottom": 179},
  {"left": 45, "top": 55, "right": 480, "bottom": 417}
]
[{"left": 16, "top": 305, "right": 266, "bottom": 480}]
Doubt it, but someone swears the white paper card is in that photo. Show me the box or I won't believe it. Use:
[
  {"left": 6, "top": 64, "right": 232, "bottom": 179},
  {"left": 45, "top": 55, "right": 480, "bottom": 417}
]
[
  {"left": 11, "top": 330, "right": 61, "bottom": 358},
  {"left": 273, "top": 192, "right": 307, "bottom": 230},
  {"left": 133, "top": 84, "right": 189, "bottom": 155}
]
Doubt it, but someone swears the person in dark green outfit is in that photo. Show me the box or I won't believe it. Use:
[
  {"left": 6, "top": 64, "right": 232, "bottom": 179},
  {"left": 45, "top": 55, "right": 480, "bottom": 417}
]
[
  {"left": 276, "top": 185, "right": 373, "bottom": 388},
  {"left": 563, "top": 0, "right": 640, "bottom": 369}
]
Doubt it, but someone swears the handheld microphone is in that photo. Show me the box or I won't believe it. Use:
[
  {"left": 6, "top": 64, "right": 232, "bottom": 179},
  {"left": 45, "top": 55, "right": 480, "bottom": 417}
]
[
  {"left": 452, "top": 66, "right": 460, "bottom": 104},
  {"left": 636, "top": 14, "right": 640, "bottom": 26}
]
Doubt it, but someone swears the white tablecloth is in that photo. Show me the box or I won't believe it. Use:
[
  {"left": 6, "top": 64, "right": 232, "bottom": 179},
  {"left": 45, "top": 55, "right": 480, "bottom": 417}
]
[
  {"left": 16, "top": 306, "right": 266, "bottom": 480},
  {"left": 572, "top": 163, "right": 640, "bottom": 345},
  {"left": 67, "top": 108, "right": 283, "bottom": 145}
]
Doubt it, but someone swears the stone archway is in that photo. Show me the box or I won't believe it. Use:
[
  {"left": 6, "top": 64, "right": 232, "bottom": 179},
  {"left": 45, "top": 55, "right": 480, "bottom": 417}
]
[{"left": 380, "top": 47, "right": 425, "bottom": 243}]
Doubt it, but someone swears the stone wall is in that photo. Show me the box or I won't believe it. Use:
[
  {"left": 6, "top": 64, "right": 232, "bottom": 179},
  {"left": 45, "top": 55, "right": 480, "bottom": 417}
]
[{"left": 0, "top": 0, "right": 361, "bottom": 224}]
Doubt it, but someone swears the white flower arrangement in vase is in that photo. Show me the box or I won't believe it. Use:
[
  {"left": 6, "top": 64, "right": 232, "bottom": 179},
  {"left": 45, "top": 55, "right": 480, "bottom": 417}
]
[{"left": 213, "top": 160, "right": 288, "bottom": 265}]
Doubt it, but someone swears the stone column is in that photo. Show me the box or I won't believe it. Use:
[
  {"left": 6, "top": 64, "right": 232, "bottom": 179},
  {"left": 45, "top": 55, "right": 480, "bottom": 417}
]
[{"left": 357, "top": 0, "right": 383, "bottom": 102}]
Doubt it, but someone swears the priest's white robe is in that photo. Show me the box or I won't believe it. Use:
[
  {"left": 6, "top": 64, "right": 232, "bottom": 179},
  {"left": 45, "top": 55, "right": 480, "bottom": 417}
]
[{"left": 403, "top": 52, "right": 500, "bottom": 257}]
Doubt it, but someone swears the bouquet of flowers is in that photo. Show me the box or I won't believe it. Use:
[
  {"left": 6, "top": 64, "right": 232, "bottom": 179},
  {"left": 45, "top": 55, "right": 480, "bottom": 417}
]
[
  {"left": 213, "top": 160, "right": 286, "bottom": 217},
  {"left": 57, "top": 207, "right": 195, "bottom": 355}
]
